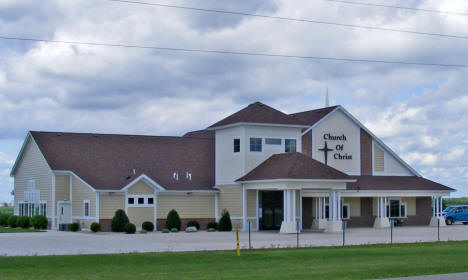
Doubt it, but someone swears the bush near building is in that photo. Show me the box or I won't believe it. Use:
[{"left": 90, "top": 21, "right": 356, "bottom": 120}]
[
  {"left": 206, "top": 221, "right": 218, "bottom": 230},
  {"left": 142, "top": 221, "right": 154, "bottom": 232},
  {"left": 7, "top": 216, "right": 18, "bottom": 228},
  {"left": 124, "top": 223, "right": 136, "bottom": 234},
  {"left": 90, "top": 222, "right": 101, "bottom": 233},
  {"left": 165, "top": 209, "right": 181, "bottom": 231},
  {"left": 17, "top": 216, "right": 30, "bottom": 229},
  {"left": 111, "top": 209, "right": 129, "bottom": 232},
  {"left": 218, "top": 209, "right": 232, "bottom": 232},
  {"left": 186, "top": 220, "right": 200, "bottom": 230},
  {"left": 0, "top": 214, "right": 10, "bottom": 226},
  {"left": 31, "top": 215, "right": 48, "bottom": 229},
  {"left": 70, "top": 223, "right": 80, "bottom": 232}
]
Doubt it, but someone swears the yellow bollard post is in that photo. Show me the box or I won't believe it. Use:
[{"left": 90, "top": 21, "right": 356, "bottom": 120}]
[{"left": 236, "top": 225, "right": 240, "bottom": 256}]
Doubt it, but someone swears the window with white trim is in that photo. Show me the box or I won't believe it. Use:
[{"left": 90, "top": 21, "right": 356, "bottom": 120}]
[
  {"left": 265, "top": 138, "right": 281, "bottom": 145},
  {"left": 83, "top": 200, "right": 90, "bottom": 217},
  {"left": 18, "top": 201, "right": 47, "bottom": 217},
  {"left": 285, "top": 139, "right": 297, "bottom": 153},
  {"left": 233, "top": 138, "right": 240, "bottom": 153},
  {"left": 386, "top": 199, "right": 407, "bottom": 218},
  {"left": 250, "top": 137, "right": 262, "bottom": 152},
  {"left": 127, "top": 195, "right": 155, "bottom": 207}
]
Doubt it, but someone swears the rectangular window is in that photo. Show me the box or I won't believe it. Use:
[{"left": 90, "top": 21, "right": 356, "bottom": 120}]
[
  {"left": 138, "top": 197, "right": 144, "bottom": 205},
  {"left": 325, "top": 205, "right": 329, "bottom": 219},
  {"left": 249, "top": 137, "right": 262, "bottom": 152},
  {"left": 84, "top": 201, "right": 90, "bottom": 217},
  {"left": 148, "top": 197, "right": 154, "bottom": 205},
  {"left": 233, "top": 138, "right": 240, "bottom": 153},
  {"left": 265, "top": 138, "right": 281, "bottom": 145},
  {"left": 342, "top": 203, "right": 350, "bottom": 219},
  {"left": 128, "top": 197, "right": 134, "bottom": 205},
  {"left": 387, "top": 199, "right": 407, "bottom": 218},
  {"left": 285, "top": 139, "right": 297, "bottom": 153}
]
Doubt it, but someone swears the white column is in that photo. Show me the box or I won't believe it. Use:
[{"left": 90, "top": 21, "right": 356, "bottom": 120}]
[
  {"left": 337, "top": 192, "right": 341, "bottom": 220},
  {"left": 329, "top": 191, "right": 335, "bottom": 221},
  {"left": 283, "top": 190, "right": 289, "bottom": 222},
  {"left": 322, "top": 197, "right": 326, "bottom": 219},
  {"left": 291, "top": 190, "right": 296, "bottom": 224},
  {"left": 214, "top": 193, "right": 219, "bottom": 221},
  {"left": 242, "top": 187, "right": 247, "bottom": 231}
]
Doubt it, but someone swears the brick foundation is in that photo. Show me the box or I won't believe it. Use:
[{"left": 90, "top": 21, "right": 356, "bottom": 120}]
[
  {"left": 157, "top": 218, "right": 216, "bottom": 231},
  {"left": 99, "top": 219, "right": 112, "bottom": 232}
]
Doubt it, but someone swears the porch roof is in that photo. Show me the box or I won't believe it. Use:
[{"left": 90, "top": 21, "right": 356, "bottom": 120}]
[{"left": 236, "top": 152, "right": 352, "bottom": 182}]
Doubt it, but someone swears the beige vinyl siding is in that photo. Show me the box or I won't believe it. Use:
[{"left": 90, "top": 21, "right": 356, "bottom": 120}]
[
  {"left": 99, "top": 193, "right": 125, "bottom": 219},
  {"left": 72, "top": 177, "right": 96, "bottom": 217},
  {"left": 218, "top": 185, "right": 242, "bottom": 217},
  {"left": 55, "top": 175, "right": 70, "bottom": 202},
  {"left": 157, "top": 194, "right": 214, "bottom": 219},
  {"left": 403, "top": 197, "right": 416, "bottom": 215},
  {"left": 128, "top": 181, "right": 155, "bottom": 195},
  {"left": 13, "top": 137, "right": 52, "bottom": 216},
  {"left": 128, "top": 207, "right": 154, "bottom": 228},
  {"left": 344, "top": 197, "right": 361, "bottom": 217},
  {"left": 374, "top": 144, "right": 385, "bottom": 172},
  {"left": 246, "top": 190, "right": 256, "bottom": 217}
]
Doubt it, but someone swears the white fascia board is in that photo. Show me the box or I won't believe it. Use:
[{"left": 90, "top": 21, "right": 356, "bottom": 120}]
[
  {"left": 159, "top": 190, "right": 218, "bottom": 196},
  {"left": 303, "top": 106, "right": 420, "bottom": 176},
  {"left": 301, "top": 106, "right": 341, "bottom": 135},
  {"left": 10, "top": 132, "right": 53, "bottom": 176},
  {"left": 207, "top": 122, "right": 309, "bottom": 131},
  {"left": 238, "top": 178, "right": 356, "bottom": 184},
  {"left": 340, "top": 190, "right": 453, "bottom": 197},
  {"left": 121, "top": 174, "right": 166, "bottom": 192}
]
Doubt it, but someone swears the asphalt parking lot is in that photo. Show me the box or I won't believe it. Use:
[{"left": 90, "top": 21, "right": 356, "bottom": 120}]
[{"left": 1, "top": 224, "right": 467, "bottom": 256}]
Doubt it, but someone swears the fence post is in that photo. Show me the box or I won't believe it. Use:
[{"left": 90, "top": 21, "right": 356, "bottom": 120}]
[
  {"left": 296, "top": 221, "right": 300, "bottom": 248},
  {"left": 390, "top": 219, "right": 394, "bottom": 244},
  {"left": 248, "top": 221, "right": 251, "bottom": 249},
  {"left": 342, "top": 221, "right": 347, "bottom": 246},
  {"left": 236, "top": 225, "right": 240, "bottom": 256},
  {"left": 437, "top": 218, "right": 440, "bottom": 242}
]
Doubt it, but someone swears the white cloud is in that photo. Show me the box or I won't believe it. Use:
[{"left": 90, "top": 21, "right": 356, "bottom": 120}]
[
  {"left": 404, "top": 152, "right": 438, "bottom": 166},
  {"left": 445, "top": 146, "right": 466, "bottom": 162}
]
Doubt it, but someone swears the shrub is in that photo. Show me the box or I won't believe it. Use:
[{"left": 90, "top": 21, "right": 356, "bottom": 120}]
[
  {"left": 7, "top": 216, "right": 18, "bottom": 228},
  {"left": 124, "top": 223, "right": 136, "bottom": 234},
  {"left": 111, "top": 209, "right": 129, "bottom": 232},
  {"left": 186, "top": 220, "right": 200, "bottom": 230},
  {"left": 161, "top": 228, "right": 170, "bottom": 233},
  {"left": 17, "top": 216, "right": 30, "bottom": 229},
  {"left": 207, "top": 228, "right": 216, "bottom": 232},
  {"left": 31, "top": 215, "right": 48, "bottom": 229},
  {"left": 0, "top": 214, "right": 10, "bottom": 227},
  {"left": 165, "top": 209, "right": 181, "bottom": 231},
  {"left": 90, "top": 222, "right": 101, "bottom": 233},
  {"left": 70, "top": 222, "right": 80, "bottom": 232},
  {"left": 207, "top": 221, "right": 218, "bottom": 230},
  {"left": 170, "top": 227, "right": 179, "bottom": 232},
  {"left": 218, "top": 209, "right": 232, "bottom": 231},
  {"left": 142, "top": 221, "right": 154, "bottom": 232}
]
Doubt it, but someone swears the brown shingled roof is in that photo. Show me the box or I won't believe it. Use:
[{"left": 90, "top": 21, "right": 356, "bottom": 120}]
[
  {"left": 208, "top": 102, "right": 305, "bottom": 129},
  {"left": 183, "top": 129, "right": 215, "bottom": 139},
  {"left": 236, "top": 152, "right": 352, "bottom": 182},
  {"left": 347, "top": 176, "right": 454, "bottom": 191},
  {"left": 31, "top": 131, "right": 215, "bottom": 191},
  {"left": 289, "top": 106, "right": 338, "bottom": 126}
]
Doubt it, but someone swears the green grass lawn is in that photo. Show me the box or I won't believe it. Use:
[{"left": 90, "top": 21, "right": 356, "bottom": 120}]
[
  {"left": 2, "top": 242, "right": 468, "bottom": 279},
  {"left": 0, "top": 227, "right": 42, "bottom": 233},
  {"left": 0, "top": 206, "right": 13, "bottom": 215}
]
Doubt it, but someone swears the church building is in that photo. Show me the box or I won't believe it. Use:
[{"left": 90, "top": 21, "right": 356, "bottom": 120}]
[{"left": 10, "top": 102, "right": 454, "bottom": 232}]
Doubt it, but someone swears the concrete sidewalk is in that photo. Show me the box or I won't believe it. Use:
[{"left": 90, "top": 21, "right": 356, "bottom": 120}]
[{"left": 1, "top": 225, "right": 468, "bottom": 256}]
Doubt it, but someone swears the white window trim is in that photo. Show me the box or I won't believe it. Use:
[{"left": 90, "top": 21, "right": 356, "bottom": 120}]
[
  {"left": 83, "top": 200, "right": 90, "bottom": 217},
  {"left": 342, "top": 202, "right": 350, "bottom": 219},
  {"left": 284, "top": 138, "right": 298, "bottom": 153},
  {"left": 18, "top": 200, "right": 47, "bottom": 217},
  {"left": 264, "top": 137, "right": 282, "bottom": 147},
  {"left": 232, "top": 137, "right": 241, "bottom": 155},
  {"left": 387, "top": 199, "right": 408, "bottom": 218},
  {"left": 126, "top": 194, "right": 155, "bottom": 208},
  {"left": 248, "top": 136, "right": 263, "bottom": 153}
]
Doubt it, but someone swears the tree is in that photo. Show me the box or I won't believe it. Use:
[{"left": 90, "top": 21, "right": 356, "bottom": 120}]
[
  {"left": 111, "top": 209, "right": 129, "bottom": 232},
  {"left": 218, "top": 209, "right": 232, "bottom": 231}
]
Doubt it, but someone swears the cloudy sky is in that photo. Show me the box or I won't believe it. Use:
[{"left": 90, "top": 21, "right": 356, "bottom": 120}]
[{"left": 1, "top": 0, "right": 467, "bottom": 202}]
